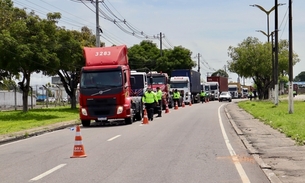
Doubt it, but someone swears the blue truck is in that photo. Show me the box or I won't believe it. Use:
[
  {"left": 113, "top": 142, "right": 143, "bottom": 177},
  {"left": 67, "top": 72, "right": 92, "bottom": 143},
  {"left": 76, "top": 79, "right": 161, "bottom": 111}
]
[{"left": 170, "top": 69, "right": 201, "bottom": 104}]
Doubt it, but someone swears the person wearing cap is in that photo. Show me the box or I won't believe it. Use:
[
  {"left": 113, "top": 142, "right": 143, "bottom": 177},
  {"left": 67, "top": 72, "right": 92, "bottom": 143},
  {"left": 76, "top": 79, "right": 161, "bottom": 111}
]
[
  {"left": 156, "top": 87, "right": 163, "bottom": 117},
  {"left": 142, "top": 88, "right": 158, "bottom": 121}
]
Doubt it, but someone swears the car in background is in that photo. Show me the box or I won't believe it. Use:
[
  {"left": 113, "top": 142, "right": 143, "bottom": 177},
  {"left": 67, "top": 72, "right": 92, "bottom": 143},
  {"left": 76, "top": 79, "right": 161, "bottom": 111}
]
[{"left": 219, "top": 91, "right": 232, "bottom": 102}]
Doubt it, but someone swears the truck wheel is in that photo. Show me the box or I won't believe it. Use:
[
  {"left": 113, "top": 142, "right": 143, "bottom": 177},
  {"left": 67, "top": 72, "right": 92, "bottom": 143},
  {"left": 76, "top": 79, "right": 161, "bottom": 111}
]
[
  {"left": 81, "top": 120, "right": 91, "bottom": 127},
  {"left": 135, "top": 108, "right": 142, "bottom": 121},
  {"left": 125, "top": 108, "right": 134, "bottom": 125}
]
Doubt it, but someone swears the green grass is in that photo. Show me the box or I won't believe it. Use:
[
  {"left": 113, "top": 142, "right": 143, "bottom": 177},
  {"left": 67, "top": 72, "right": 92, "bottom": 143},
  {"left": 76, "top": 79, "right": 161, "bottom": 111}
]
[
  {"left": 238, "top": 100, "right": 305, "bottom": 145},
  {"left": 0, "top": 107, "right": 79, "bottom": 136}
]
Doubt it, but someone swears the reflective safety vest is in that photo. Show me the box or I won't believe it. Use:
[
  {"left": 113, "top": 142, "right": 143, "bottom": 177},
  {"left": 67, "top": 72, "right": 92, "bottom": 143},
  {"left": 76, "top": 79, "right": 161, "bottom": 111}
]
[
  {"left": 200, "top": 91, "right": 206, "bottom": 97},
  {"left": 142, "top": 91, "right": 156, "bottom": 104},
  {"left": 173, "top": 91, "right": 180, "bottom": 99},
  {"left": 156, "top": 90, "right": 162, "bottom": 100}
]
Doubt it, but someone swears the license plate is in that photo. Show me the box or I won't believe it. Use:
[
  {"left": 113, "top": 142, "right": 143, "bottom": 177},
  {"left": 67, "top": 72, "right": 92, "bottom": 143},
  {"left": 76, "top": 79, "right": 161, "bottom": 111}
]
[{"left": 98, "top": 117, "right": 107, "bottom": 120}]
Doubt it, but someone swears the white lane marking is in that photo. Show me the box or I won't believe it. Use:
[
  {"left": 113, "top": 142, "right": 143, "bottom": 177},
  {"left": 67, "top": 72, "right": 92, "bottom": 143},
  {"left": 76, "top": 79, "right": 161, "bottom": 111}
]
[
  {"left": 218, "top": 104, "right": 251, "bottom": 183},
  {"left": 29, "top": 164, "right": 66, "bottom": 182},
  {"left": 107, "top": 135, "right": 121, "bottom": 141}
]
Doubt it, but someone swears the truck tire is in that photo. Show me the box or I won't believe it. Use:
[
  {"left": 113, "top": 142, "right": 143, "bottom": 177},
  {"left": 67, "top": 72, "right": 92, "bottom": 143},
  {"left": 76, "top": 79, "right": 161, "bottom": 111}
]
[
  {"left": 81, "top": 120, "right": 91, "bottom": 127},
  {"left": 135, "top": 108, "right": 142, "bottom": 121},
  {"left": 125, "top": 107, "right": 134, "bottom": 125}
]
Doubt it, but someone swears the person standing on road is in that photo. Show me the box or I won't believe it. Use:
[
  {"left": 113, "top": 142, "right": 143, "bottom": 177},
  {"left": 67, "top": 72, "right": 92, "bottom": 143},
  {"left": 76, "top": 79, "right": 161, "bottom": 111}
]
[
  {"left": 156, "top": 87, "right": 162, "bottom": 117},
  {"left": 142, "top": 88, "right": 158, "bottom": 121},
  {"left": 173, "top": 89, "right": 180, "bottom": 107},
  {"left": 200, "top": 90, "right": 206, "bottom": 103}
]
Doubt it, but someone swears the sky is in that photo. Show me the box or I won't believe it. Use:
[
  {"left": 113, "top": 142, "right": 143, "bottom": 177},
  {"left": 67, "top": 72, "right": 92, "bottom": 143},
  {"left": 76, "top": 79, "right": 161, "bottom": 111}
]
[{"left": 12, "top": 0, "right": 305, "bottom": 87}]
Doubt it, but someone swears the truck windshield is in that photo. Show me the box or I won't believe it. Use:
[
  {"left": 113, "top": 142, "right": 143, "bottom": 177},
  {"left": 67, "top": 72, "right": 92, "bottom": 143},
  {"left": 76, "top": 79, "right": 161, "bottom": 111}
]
[
  {"left": 147, "top": 76, "right": 165, "bottom": 85},
  {"left": 210, "top": 85, "right": 218, "bottom": 90},
  {"left": 243, "top": 89, "right": 248, "bottom": 92},
  {"left": 228, "top": 87, "right": 238, "bottom": 91},
  {"left": 80, "top": 70, "right": 122, "bottom": 88},
  {"left": 170, "top": 83, "right": 188, "bottom": 88},
  {"left": 131, "top": 75, "right": 144, "bottom": 89}
]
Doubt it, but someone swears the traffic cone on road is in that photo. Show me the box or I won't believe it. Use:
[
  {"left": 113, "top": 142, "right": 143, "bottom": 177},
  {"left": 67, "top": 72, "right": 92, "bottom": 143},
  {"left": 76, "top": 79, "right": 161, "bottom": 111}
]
[
  {"left": 182, "top": 101, "right": 185, "bottom": 107},
  {"left": 165, "top": 103, "right": 169, "bottom": 113},
  {"left": 142, "top": 109, "right": 149, "bottom": 124},
  {"left": 174, "top": 102, "right": 178, "bottom": 110},
  {"left": 71, "top": 125, "right": 87, "bottom": 158}
]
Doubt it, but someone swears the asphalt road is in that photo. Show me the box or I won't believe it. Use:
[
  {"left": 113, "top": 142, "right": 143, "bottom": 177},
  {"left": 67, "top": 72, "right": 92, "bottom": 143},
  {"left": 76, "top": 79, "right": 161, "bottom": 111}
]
[{"left": 0, "top": 101, "right": 271, "bottom": 183}]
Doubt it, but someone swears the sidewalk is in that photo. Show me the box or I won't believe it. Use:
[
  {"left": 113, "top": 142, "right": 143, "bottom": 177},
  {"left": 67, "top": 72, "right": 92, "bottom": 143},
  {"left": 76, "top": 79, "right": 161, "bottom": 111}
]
[{"left": 225, "top": 102, "right": 305, "bottom": 183}]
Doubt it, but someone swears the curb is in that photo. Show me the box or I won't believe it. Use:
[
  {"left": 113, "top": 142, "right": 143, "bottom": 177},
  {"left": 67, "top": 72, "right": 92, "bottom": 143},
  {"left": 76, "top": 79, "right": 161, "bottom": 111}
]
[
  {"left": 0, "top": 120, "right": 80, "bottom": 145},
  {"left": 224, "top": 106, "right": 283, "bottom": 183}
]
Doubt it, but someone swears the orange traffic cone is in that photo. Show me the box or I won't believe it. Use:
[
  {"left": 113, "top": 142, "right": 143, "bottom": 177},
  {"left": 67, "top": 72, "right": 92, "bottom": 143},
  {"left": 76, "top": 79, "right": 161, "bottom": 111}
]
[
  {"left": 142, "top": 109, "right": 149, "bottom": 124},
  {"left": 182, "top": 101, "right": 185, "bottom": 107},
  {"left": 71, "top": 125, "right": 87, "bottom": 158},
  {"left": 174, "top": 102, "right": 178, "bottom": 110},
  {"left": 165, "top": 103, "right": 169, "bottom": 113}
]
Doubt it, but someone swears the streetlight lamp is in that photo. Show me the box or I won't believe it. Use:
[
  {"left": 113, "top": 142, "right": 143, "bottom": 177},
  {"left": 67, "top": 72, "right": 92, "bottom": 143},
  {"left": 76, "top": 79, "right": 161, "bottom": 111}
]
[{"left": 250, "top": 3, "right": 285, "bottom": 42}]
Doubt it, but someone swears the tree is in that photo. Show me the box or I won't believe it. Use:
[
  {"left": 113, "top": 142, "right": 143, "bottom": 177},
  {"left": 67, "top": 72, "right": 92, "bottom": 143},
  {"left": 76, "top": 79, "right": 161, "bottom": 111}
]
[
  {"left": 128, "top": 41, "right": 195, "bottom": 75},
  {"left": 0, "top": 9, "right": 60, "bottom": 112},
  {"left": 211, "top": 69, "right": 228, "bottom": 77},
  {"left": 294, "top": 71, "right": 305, "bottom": 82},
  {"left": 227, "top": 37, "right": 300, "bottom": 99}
]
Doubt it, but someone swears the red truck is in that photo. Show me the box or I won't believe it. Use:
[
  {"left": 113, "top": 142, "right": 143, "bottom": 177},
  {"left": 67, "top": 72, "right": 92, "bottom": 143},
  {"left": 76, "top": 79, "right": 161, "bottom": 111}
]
[
  {"left": 207, "top": 76, "right": 229, "bottom": 95},
  {"left": 79, "top": 45, "right": 141, "bottom": 126},
  {"left": 147, "top": 71, "right": 172, "bottom": 109}
]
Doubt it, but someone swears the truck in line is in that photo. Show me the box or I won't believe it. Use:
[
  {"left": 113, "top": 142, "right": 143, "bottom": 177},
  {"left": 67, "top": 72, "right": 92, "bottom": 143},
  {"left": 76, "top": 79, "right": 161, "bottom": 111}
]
[
  {"left": 130, "top": 70, "right": 148, "bottom": 120},
  {"left": 201, "top": 82, "right": 215, "bottom": 101},
  {"left": 78, "top": 45, "right": 141, "bottom": 126},
  {"left": 228, "top": 84, "right": 239, "bottom": 99},
  {"left": 169, "top": 76, "right": 190, "bottom": 105},
  {"left": 206, "top": 76, "right": 228, "bottom": 100},
  {"left": 147, "top": 71, "right": 172, "bottom": 109},
  {"left": 171, "top": 69, "right": 201, "bottom": 104}
]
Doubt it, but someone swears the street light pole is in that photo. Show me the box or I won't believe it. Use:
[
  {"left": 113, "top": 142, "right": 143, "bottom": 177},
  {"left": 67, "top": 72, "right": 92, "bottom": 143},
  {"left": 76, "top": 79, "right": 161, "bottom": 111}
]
[{"left": 250, "top": 3, "right": 285, "bottom": 42}]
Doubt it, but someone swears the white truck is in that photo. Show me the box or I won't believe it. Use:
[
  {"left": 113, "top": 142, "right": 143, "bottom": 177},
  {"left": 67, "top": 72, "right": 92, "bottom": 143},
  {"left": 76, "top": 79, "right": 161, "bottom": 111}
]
[
  {"left": 169, "top": 76, "right": 190, "bottom": 105},
  {"left": 242, "top": 87, "right": 249, "bottom": 98},
  {"left": 130, "top": 71, "right": 148, "bottom": 121},
  {"left": 207, "top": 81, "right": 219, "bottom": 100},
  {"left": 228, "top": 85, "right": 239, "bottom": 99}
]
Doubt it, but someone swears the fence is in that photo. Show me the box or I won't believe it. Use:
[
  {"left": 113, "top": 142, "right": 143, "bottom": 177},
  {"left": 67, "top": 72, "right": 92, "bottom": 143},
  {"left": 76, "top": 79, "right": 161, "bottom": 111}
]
[{"left": 0, "top": 90, "right": 36, "bottom": 109}]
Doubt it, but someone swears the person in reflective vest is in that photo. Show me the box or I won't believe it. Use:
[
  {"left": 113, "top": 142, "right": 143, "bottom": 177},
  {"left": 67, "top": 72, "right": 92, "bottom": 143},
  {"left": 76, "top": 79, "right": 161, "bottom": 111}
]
[
  {"left": 200, "top": 90, "right": 206, "bottom": 103},
  {"left": 173, "top": 89, "right": 180, "bottom": 107},
  {"left": 156, "top": 87, "right": 162, "bottom": 117},
  {"left": 142, "top": 88, "right": 158, "bottom": 121}
]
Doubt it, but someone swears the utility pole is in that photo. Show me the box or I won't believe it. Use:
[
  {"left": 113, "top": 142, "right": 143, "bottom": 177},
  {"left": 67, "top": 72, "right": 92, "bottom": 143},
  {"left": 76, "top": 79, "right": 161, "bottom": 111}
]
[
  {"left": 197, "top": 53, "right": 200, "bottom": 73},
  {"left": 159, "top": 32, "right": 163, "bottom": 56},
  {"left": 271, "top": 32, "right": 275, "bottom": 103},
  {"left": 274, "top": 0, "right": 279, "bottom": 105},
  {"left": 95, "top": 0, "right": 100, "bottom": 47},
  {"left": 288, "top": 0, "right": 293, "bottom": 113}
]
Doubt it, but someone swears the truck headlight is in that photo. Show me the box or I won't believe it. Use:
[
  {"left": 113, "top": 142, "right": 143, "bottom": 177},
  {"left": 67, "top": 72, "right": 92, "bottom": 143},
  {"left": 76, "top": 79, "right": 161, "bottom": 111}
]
[
  {"left": 81, "top": 108, "right": 88, "bottom": 116},
  {"left": 117, "top": 106, "right": 123, "bottom": 114}
]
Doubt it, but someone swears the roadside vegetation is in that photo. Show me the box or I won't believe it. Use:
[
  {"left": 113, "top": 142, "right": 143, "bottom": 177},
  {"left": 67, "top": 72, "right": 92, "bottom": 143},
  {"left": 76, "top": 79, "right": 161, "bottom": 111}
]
[
  {"left": 0, "top": 107, "right": 79, "bottom": 136},
  {"left": 238, "top": 100, "right": 305, "bottom": 145}
]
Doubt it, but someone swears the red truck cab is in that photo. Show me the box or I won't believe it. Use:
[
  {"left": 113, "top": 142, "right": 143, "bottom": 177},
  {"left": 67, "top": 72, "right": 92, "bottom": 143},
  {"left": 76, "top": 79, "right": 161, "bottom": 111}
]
[
  {"left": 147, "top": 71, "right": 171, "bottom": 109},
  {"left": 79, "top": 45, "right": 134, "bottom": 126}
]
